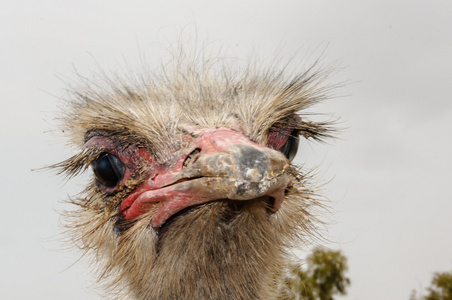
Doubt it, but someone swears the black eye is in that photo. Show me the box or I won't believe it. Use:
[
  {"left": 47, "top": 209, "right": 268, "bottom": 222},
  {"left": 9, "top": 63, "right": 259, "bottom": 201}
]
[
  {"left": 92, "top": 153, "right": 126, "bottom": 187},
  {"left": 279, "top": 129, "right": 299, "bottom": 161}
]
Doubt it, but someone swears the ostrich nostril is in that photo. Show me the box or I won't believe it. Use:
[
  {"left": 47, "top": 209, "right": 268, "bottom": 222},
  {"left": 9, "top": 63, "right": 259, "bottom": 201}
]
[{"left": 183, "top": 148, "right": 202, "bottom": 168}]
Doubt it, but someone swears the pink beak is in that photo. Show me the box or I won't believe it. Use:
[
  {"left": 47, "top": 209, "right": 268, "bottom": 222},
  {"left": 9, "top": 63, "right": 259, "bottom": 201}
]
[{"left": 119, "top": 128, "right": 290, "bottom": 227}]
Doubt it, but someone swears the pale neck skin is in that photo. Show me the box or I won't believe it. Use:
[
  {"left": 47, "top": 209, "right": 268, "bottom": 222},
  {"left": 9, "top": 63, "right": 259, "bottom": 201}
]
[{"left": 122, "top": 199, "right": 287, "bottom": 300}]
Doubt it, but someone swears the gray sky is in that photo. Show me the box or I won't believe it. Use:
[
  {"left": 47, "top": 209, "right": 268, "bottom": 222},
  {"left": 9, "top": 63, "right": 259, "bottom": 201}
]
[{"left": 1, "top": 1, "right": 451, "bottom": 299}]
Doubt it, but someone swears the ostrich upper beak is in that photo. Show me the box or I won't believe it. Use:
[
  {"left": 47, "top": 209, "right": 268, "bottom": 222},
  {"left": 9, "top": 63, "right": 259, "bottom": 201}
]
[{"left": 119, "top": 128, "right": 290, "bottom": 227}]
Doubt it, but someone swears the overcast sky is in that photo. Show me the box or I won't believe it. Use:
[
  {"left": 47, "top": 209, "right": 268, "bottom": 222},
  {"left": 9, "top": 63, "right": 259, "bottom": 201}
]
[{"left": 1, "top": 1, "right": 451, "bottom": 299}]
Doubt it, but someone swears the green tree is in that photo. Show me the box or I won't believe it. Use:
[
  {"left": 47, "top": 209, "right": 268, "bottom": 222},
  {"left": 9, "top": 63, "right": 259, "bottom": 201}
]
[
  {"left": 411, "top": 271, "right": 452, "bottom": 300},
  {"left": 281, "top": 247, "right": 351, "bottom": 300}
]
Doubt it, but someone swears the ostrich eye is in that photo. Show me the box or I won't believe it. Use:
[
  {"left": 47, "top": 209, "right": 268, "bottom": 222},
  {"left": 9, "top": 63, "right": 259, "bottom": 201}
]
[
  {"left": 279, "top": 129, "right": 299, "bottom": 161},
  {"left": 92, "top": 153, "right": 126, "bottom": 187}
]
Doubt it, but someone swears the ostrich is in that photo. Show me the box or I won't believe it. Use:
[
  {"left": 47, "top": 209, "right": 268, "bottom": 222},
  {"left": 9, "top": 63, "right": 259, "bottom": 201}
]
[{"left": 54, "top": 50, "right": 333, "bottom": 299}]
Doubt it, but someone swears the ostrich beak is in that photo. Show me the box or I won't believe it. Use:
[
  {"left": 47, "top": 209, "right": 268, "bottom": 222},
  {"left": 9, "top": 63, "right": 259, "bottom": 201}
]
[{"left": 120, "top": 128, "right": 290, "bottom": 227}]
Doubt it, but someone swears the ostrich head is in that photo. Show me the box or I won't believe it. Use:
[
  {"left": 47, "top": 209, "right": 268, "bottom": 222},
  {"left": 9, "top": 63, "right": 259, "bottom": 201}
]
[{"left": 54, "top": 51, "right": 333, "bottom": 299}]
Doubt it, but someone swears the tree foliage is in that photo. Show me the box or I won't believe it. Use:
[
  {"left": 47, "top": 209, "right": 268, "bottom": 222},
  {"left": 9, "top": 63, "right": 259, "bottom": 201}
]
[
  {"left": 281, "top": 247, "right": 351, "bottom": 300},
  {"left": 411, "top": 271, "right": 452, "bottom": 300}
]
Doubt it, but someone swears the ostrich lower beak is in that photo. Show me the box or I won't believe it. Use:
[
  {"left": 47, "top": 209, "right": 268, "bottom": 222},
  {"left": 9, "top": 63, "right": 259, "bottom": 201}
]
[{"left": 119, "top": 129, "right": 290, "bottom": 227}]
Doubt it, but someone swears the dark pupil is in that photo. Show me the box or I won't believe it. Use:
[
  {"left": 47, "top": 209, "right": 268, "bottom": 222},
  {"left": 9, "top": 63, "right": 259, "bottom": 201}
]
[
  {"left": 280, "top": 130, "right": 299, "bottom": 161},
  {"left": 92, "top": 153, "right": 125, "bottom": 187}
]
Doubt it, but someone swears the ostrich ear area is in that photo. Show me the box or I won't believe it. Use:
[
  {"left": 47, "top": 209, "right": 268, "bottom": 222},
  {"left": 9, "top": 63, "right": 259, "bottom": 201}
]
[{"left": 119, "top": 142, "right": 291, "bottom": 228}]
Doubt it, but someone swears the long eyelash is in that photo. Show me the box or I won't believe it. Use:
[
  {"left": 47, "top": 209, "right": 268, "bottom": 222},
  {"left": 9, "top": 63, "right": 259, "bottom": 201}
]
[
  {"left": 50, "top": 148, "right": 102, "bottom": 178},
  {"left": 296, "top": 120, "right": 335, "bottom": 142},
  {"left": 268, "top": 113, "right": 331, "bottom": 142}
]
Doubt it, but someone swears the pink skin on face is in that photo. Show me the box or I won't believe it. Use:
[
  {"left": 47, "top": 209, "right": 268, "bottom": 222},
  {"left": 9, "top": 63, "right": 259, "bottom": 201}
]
[
  {"left": 87, "top": 128, "right": 290, "bottom": 228},
  {"left": 118, "top": 128, "right": 290, "bottom": 227}
]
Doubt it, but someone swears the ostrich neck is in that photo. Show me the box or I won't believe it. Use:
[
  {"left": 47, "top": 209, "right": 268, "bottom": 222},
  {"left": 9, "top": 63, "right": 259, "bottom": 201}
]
[{"left": 121, "top": 203, "right": 287, "bottom": 299}]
